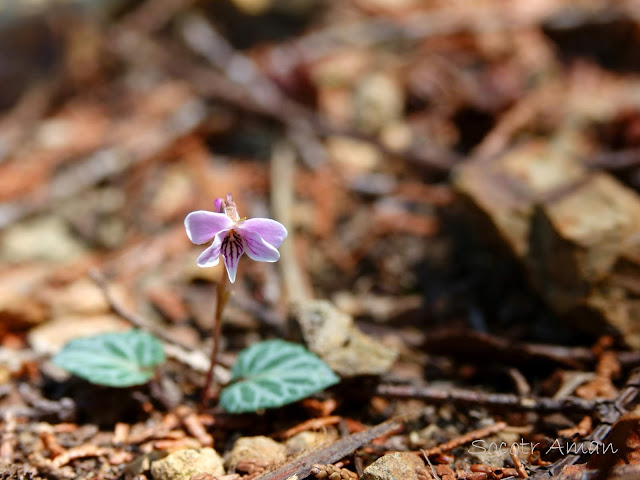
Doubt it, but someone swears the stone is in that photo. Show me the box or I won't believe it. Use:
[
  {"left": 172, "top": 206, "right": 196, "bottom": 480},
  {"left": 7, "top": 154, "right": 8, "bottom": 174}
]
[
  {"left": 0, "top": 265, "right": 51, "bottom": 332},
  {"left": 526, "top": 174, "right": 640, "bottom": 310},
  {"left": 290, "top": 300, "right": 397, "bottom": 377},
  {"left": 353, "top": 73, "right": 404, "bottom": 134},
  {"left": 453, "top": 139, "right": 586, "bottom": 257},
  {"left": 381, "top": 121, "right": 413, "bottom": 153},
  {"left": 362, "top": 452, "right": 428, "bottom": 480},
  {"left": 0, "top": 290, "right": 48, "bottom": 330},
  {"left": 285, "top": 429, "right": 339, "bottom": 456},
  {"left": 150, "top": 448, "right": 224, "bottom": 480},
  {"left": 454, "top": 137, "right": 640, "bottom": 348},
  {"left": 0, "top": 215, "right": 87, "bottom": 263},
  {"left": 47, "top": 279, "right": 111, "bottom": 316},
  {"left": 327, "top": 136, "right": 382, "bottom": 175},
  {"left": 123, "top": 451, "right": 165, "bottom": 478},
  {"left": 227, "top": 436, "right": 287, "bottom": 472},
  {"left": 468, "top": 431, "right": 527, "bottom": 467}
]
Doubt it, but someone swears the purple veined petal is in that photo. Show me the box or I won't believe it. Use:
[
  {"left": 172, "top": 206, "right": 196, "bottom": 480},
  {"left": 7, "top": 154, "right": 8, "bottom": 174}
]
[
  {"left": 241, "top": 229, "right": 280, "bottom": 263},
  {"left": 185, "top": 211, "right": 234, "bottom": 244},
  {"left": 196, "top": 231, "right": 227, "bottom": 267},
  {"left": 237, "top": 218, "right": 287, "bottom": 248},
  {"left": 220, "top": 230, "right": 245, "bottom": 283}
]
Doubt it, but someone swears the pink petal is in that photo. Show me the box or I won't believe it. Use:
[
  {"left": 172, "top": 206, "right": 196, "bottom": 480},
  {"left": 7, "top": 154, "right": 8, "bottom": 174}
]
[
  {"left": 196, "top": 233, "right": 225, "bottom": 267},
  {"left": 237, "top": 218, "right": 287, "bottom": 248},
  {"left": 185, "top": 211, "right": 234, "bottom": 244},
  {"left": 241, "top": 229, "right": 280, "bottom": 263},
  {"left": 221, "top": 231, "right": 244, "bottom": 283}
]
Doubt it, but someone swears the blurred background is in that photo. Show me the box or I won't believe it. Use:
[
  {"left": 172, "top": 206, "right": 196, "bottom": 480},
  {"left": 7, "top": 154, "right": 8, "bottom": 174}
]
[
  {"left": 7, "top": 3, "right": 640, "bottom": 477},
  {"left": 4, "top": 0, "right": 640, "bottom": 366}
]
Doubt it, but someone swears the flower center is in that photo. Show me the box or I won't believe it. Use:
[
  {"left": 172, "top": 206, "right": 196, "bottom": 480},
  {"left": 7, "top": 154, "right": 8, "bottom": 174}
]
[{"left": 225, "top": 206, "right": 240, "bottom": 223}]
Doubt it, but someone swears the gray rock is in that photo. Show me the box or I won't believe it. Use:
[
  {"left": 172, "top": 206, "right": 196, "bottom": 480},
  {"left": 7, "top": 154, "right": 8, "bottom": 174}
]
[
  {"left": 0, "top": 216, "right": 87, "bottom": 263},
  {"left": 353, "top": 73, "right": 404, "bottom": 134},
  {"left": 454, "top": 138, "right": 640, "bottom": 348},
  {"left": 285, "top": 429, "right": 339, "bottom": 456},
  {"left": 362, "top": 452, "right": 428, "bottom": 480},
  {"left": 291, "top": 300, "right": 397, "bottom": 377},
  {"left": 150, "top": 448, "right": 224, "bottom": 480},
  {"left": 227, "top": 436, "right": 287, "bottom": 472}
]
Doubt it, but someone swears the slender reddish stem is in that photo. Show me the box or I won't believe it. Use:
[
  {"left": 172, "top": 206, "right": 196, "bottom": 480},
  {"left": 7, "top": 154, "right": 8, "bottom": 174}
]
[{"left": 201, "top": 273, "right": 229, "bottom": 409}]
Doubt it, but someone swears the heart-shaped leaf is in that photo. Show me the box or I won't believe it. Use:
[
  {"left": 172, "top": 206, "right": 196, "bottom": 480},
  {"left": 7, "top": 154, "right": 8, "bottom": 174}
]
[
  {"left": 52, "top": 330, "right": 165, "bottom": 387},
  {"left": 220, "top": 339, "right": 339, "bottom": 413}
]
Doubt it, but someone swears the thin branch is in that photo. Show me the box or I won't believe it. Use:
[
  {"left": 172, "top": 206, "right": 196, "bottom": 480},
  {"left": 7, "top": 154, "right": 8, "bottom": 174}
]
[
  {"left": 511, "top": 443, "right": 529, "bottom": 478},
  {"left": 271, "top": 142, "right": 313, "bottom": 303},
  {"left": 530, "top": 368, "right": 640, "bottom": 479},
  {"left": 584, "top": 148, "right": 640, "bottom": 171},
  {"left": 375, "top": 383, "right": 602, "bottom": 413},
  {"left": 254, "top": 418, "right": 403, "bottom": 480},
  {"left": 421, "top": 422, "right": 507, "bottom": 457}
]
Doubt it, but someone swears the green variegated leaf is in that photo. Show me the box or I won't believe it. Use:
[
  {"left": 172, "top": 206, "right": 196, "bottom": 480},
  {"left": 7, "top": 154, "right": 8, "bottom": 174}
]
[
  {"left": 52, "top": 330, "right": 165, "bottom": 387},
  {"left": 220, "top": 339, "right": 339, "bottom": 413}
]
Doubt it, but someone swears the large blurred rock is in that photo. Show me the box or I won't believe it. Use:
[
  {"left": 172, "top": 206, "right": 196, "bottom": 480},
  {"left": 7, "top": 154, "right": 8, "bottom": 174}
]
[
  {"left": 454, "top": 138, "right": 640, "bottom": 347},
  {"left": 0, "top": 216, "right": 87, "bottom": 263}
]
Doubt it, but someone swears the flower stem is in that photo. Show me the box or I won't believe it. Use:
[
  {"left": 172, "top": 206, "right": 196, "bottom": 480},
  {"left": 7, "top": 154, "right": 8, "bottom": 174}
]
[{"left": 201, "top": 273, "right": 229, "bottom": 408}]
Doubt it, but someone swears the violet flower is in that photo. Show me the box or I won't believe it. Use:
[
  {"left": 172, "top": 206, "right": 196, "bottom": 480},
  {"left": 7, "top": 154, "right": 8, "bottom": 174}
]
[{"left": 185, "top": 194, "right": 287, "bottom": 283}]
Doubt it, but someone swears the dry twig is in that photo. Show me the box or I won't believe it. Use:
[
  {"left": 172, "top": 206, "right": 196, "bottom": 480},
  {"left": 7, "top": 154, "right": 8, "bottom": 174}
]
[
  {"left": 531, "top": 368, "right": 640, "bottom": 479},
  {"left": 50, "top": 444, "right": 110, "bottom": 469},
  {"left": 557, "top": 416, "right": 593, "bottom": 439},
  {"left": 113, "top": 422, "right": 130, "bottom": 445},
  {"left": 39, "top": 430, "right": 65, "bottom": 458},
  {"left": 254, "top": 419, "right": 402, "bottom": 480},
  {"left": 421, "top": 422, "right": 507, "bottom": 457},
  {"left": 176, "top": 406, "right": 213, "bottom": 447},
  {"left": 0, "top": 411, "right": 16, "bottom": 461},
  {"left": 510, "top": 444, "right": 529, "bottom": 479},
  {"left": 277, "top": 416, "right": 342, "bottom": 440},
  {"left": 271, "top": 141, "right": 313, "bottom": 303},
  {"left": 376, "top": 383, "right": 601, "bottom": 413}
]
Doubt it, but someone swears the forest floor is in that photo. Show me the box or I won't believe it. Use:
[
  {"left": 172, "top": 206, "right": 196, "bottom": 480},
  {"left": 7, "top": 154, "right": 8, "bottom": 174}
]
[{"left": 3, "top": 1, "right": 640, "bottom": 479}]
